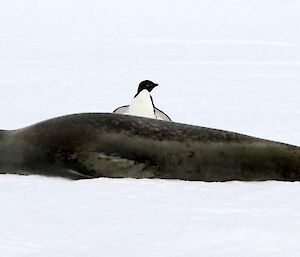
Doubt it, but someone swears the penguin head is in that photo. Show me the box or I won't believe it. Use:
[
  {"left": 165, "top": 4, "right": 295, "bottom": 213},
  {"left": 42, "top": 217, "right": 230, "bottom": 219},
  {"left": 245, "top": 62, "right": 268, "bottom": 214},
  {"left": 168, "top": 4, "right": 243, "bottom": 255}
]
[{"left": 137, "top": 80, "right": 158, "bottom": 94}]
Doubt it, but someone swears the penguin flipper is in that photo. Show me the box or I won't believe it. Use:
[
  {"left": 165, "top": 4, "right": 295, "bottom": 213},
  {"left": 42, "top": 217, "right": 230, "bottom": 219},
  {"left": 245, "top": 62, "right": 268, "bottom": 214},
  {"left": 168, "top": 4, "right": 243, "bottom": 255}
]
[
  {"left": 154, "top": 107, "right": 172, "bottom": 121},
  {"left": 113, "top": 105, "right": 172, "bottom": 122},
  {"left": 113, "top": 105, "right": 129, "bottom": 114}
]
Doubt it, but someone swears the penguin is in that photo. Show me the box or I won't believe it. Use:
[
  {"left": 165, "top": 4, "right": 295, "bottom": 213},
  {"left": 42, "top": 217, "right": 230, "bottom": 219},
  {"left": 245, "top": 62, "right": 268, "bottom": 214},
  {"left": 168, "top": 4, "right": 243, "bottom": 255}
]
[{"left": 113, "top": 80, "right": 172, "bottom": 121}]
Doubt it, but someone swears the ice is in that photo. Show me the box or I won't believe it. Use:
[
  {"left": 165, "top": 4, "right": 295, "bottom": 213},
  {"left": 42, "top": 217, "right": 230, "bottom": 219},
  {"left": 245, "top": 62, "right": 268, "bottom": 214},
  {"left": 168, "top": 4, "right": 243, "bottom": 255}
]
[{"left": 1, "top": 176, "right": 300, "bottom": 257}]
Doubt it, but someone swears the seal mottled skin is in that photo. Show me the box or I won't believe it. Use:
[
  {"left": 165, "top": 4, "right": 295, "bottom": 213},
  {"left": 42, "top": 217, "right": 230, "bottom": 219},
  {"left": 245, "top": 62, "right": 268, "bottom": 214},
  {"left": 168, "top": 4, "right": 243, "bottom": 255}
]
[{"left": 0, "top": 113, "right": 300, "bottom": 181}]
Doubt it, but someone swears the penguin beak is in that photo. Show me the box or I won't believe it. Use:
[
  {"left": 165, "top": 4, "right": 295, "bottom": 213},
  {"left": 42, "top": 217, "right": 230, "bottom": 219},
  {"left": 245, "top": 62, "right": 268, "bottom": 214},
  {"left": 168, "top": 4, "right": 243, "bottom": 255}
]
[{"left": 154, "top": 83, "right": 158, "bottom": 88}]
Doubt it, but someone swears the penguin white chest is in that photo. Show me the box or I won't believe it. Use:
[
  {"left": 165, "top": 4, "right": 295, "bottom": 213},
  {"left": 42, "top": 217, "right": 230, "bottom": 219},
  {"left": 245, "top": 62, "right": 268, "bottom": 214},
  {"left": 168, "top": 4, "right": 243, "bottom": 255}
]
[{"left": 128, "top": 89, "right": 156, "bottom": 119}]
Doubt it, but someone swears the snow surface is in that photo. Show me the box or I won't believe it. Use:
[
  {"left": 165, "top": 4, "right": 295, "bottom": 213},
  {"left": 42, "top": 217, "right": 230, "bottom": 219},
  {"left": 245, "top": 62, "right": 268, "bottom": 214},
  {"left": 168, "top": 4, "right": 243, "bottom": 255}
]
[
  {"left": 2, "top": 176, "right": 300, "bottom": 257},
  {"left": 0, "top": 0, "right": 300, "bottom": 256}
]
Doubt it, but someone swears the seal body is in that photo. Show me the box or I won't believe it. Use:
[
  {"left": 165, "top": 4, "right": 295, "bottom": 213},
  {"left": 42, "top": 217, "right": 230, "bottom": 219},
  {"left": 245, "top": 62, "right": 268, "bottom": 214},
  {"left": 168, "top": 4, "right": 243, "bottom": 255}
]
[{"left": 0, "top": 113, "right": 300, "bottom": 181}]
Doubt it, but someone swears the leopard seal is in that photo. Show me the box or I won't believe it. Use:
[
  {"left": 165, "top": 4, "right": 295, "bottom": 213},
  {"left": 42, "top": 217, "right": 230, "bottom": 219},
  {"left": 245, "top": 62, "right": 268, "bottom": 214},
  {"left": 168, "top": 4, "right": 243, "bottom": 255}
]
[{"left": 0, "top": 113, "right": 299, "bottom": 181}]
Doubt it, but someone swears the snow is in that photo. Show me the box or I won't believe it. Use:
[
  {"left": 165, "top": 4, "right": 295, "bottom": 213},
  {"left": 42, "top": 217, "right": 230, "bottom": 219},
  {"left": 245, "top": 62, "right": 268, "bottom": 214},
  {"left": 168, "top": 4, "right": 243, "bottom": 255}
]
[
  {"left": 0, "top": 0, "right": 300, "bottom": 256},
  {"left": 2, "top": 176, "right": 300, "bottom": 257}
]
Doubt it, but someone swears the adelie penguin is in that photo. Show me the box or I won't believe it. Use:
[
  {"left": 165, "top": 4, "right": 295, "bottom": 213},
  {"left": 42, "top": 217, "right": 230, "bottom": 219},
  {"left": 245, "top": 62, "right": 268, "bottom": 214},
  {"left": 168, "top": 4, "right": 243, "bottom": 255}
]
[{"left": 113, "top": 80, "right": 172, "bottom": 121}]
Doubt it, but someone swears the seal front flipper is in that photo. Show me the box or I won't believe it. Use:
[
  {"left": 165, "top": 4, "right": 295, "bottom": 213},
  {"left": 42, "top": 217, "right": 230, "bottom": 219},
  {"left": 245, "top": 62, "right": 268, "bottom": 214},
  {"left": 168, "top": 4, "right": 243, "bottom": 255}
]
[
  {"left": 76, "top": 152, "right": 159, "bottom": 179},
  {"left": 64, "top": 169, "right": 94, "bottom": 180}
]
